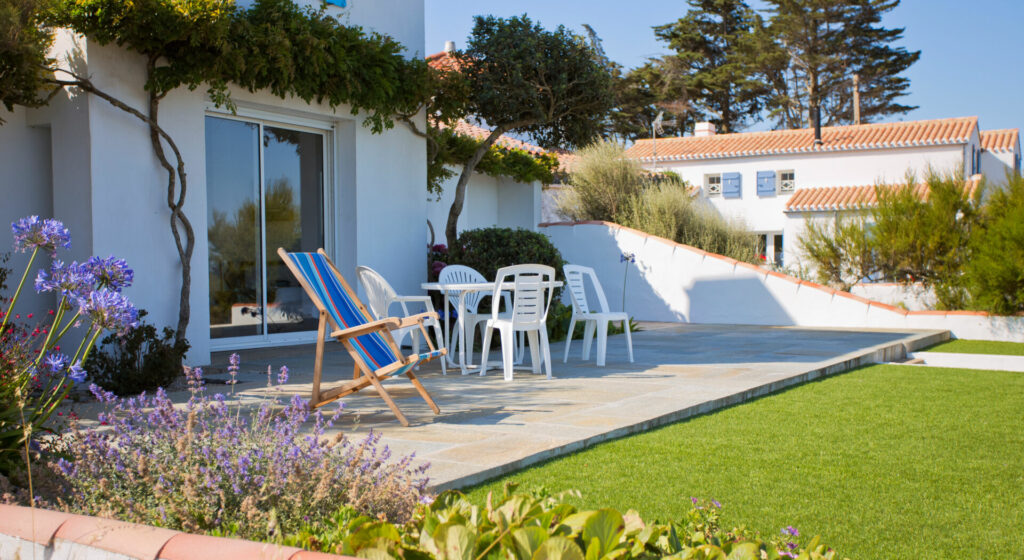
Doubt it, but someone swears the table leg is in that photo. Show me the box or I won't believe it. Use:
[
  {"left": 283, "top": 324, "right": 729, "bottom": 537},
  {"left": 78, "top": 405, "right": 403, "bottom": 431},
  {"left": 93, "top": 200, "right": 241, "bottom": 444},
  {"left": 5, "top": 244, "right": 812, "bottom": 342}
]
[
  {"left": 458, "top": 292, "right": 469, "bottom": 375},
  {"left": 442, "top": 292, "right": 455, "bottom": 367}
]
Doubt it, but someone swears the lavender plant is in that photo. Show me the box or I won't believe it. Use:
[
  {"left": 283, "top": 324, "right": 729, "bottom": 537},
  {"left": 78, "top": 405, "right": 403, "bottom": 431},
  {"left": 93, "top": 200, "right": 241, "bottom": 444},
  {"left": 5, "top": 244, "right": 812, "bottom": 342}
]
[{"left": 50, "top": 361, "right": 430, "bottom": 541}]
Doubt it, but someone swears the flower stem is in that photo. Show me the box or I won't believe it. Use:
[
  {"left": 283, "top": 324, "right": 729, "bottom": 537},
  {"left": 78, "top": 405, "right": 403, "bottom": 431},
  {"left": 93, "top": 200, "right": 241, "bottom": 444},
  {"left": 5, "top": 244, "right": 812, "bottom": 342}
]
[
  {"left": 34, "top": 296, "right": 67, "bottom": 367},
  {"left": 1, "top": 248, "right": 38, "bottom": 333}
]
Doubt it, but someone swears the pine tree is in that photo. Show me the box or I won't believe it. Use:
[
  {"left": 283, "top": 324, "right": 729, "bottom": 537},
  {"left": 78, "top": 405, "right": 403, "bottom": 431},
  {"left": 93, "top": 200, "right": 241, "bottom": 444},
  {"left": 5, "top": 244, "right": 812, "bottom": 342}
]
[
  {"left": 762, "top": 0, "right": 920, "bottom": 128},
  {"left": 652, "top": 0, "right": 766, "bottom": 133}
]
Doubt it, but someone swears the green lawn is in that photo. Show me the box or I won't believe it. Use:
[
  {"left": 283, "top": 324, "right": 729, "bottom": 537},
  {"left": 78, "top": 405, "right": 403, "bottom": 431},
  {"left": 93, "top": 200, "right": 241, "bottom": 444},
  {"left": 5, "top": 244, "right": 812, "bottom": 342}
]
[
  {"left": 922, "top": 338, "right": 1024, "bottom": 356},
  {"left": 462, "top": 364, "right": 1024, "bottom": 559}
]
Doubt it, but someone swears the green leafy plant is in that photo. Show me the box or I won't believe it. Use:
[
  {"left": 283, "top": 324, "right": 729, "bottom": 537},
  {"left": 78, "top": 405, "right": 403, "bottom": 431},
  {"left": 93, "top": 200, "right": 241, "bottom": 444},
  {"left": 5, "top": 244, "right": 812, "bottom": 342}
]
[
  {"left": 448, "top": 227, "right": 566, "bottom": 286},
  {"left": 84, "top": 310, "right": 189, "bottom": 396},
  {"left": 798, "top": 213, "right": 878, "bottom": 291},
  {"left": 964, "top": 173, "right": 1024, "bottom": 314},
  {"left": 429, "top": 127, "right": 559, "bottom": 197},
  {"left": 283, "top": 485, "right": 844, "bottom": 559}
]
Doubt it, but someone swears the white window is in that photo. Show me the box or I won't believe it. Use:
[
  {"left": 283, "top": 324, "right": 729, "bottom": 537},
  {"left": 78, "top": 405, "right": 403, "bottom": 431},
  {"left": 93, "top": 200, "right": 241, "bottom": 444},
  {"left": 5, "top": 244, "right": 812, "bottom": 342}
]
[
  {"left": 705, "top": 173, "right": 722, "bottom": 195},
  {"left": 779, "top": 170, "right": 796, "bottom": 192}
]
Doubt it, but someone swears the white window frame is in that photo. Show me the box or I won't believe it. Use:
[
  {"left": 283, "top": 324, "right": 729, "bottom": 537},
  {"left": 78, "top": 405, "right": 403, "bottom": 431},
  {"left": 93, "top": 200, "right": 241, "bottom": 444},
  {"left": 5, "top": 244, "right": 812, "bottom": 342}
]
[
  {"left": 778, "top": 170, "right": 796, "bottom": 192},
  {"left": 705, "top": 173, "right": 722, "bottom": 195},
  {"left": 205, "top": 108, "right": 337, "bottom": 352}
]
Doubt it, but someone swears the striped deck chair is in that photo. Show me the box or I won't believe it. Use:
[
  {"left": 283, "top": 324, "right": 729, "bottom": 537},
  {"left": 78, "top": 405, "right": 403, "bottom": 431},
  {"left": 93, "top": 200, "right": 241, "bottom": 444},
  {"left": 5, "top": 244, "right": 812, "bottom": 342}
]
[{"left": 278, "top": 248, "right": 444, "bottom": 426}]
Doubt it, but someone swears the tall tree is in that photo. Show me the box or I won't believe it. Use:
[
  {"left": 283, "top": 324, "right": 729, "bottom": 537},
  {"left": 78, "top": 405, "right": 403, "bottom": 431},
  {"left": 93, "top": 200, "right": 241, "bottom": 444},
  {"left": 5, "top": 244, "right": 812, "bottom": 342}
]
[
  {"left": 0, "top": 0, "right": 51, "bottom": 121},
  {"left": 444, "top": 15, "right": 614, "bottom": 247},
  {"left": 652, "top": 0, "right": 767, "bottom": 133},
  {"left": 762, "top": 0, "right": 920, "bottom": 129}
]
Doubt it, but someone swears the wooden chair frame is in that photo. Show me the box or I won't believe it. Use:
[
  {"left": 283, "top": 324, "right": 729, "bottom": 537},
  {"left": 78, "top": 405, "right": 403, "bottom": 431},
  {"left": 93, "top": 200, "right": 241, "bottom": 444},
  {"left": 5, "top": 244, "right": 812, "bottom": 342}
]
[{"left": 277, "top": 248, "right": 444, "bottom": 426}]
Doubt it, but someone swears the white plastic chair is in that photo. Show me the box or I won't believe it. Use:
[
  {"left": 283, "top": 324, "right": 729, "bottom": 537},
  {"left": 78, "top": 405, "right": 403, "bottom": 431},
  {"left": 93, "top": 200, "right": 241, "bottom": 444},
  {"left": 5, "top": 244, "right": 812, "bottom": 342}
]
[
  {"left": 563, "top": 264, "right": 633, "bottom": 367},
  {"left": 437, "top": 265, "right": 519, "bottom": 365},
  {"left": 479, "top": 264, "right": 556, "bottom": 380},
  {"left": 356, "top": 265, "right": 446, "bottom": 375}
]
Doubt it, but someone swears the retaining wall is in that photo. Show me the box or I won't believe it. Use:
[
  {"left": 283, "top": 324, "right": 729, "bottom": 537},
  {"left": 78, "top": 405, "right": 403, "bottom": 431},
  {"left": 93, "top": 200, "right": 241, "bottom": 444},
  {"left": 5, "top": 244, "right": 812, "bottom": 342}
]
[
  {"left": 541, "top": 221, "right": 1024, "bottom": 342},
  {"left": 0, "top": 504, "right": 347, "bottom": 560}
]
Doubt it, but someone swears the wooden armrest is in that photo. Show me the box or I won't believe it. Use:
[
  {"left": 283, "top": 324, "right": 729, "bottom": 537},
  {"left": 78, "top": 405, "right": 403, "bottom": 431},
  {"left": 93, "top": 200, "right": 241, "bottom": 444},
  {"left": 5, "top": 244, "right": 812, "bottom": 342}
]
[
  {"left": 330, "top": 317, "right": 400, "bottom": 339},
  {"left": 395, "top": 311, "right": 438, "bottom": 328}
]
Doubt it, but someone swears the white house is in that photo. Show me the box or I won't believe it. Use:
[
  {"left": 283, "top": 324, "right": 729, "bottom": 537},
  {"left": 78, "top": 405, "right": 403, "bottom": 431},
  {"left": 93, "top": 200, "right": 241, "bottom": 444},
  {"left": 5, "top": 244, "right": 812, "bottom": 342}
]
[
  {"left": 624, "top": 117, "right": 1021, "bottom": 268},
  {"left": 0, "top": 0, "right": 429, "bottom": 364}
]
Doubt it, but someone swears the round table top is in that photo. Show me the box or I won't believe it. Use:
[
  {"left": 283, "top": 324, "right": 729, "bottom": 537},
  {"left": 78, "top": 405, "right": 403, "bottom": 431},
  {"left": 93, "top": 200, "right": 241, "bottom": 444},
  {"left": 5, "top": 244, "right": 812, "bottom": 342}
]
[{"left": 421, "top": 280, "right": 563, "bottom": 292}]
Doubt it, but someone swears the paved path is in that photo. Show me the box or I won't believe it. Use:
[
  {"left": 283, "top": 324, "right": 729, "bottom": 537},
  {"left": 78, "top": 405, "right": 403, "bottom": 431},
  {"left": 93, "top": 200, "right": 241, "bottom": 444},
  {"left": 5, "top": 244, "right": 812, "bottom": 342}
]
[{"left": 207, "top": 323, "right": 946, "bottom": 490}]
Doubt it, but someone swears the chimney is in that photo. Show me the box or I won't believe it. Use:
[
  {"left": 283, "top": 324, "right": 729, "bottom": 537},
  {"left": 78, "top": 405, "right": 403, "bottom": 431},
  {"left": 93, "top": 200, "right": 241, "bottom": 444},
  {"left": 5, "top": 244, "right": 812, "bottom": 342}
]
[
  {"left": 813, "top": 106, "right": 822, "bottom": 145},
  {"left": 852, "top": 74, "right": 861, "bottom": 125},
  {"left": 694, "top": 122, "right": 716, "bottom": 137},
  {"left": 443, "top": 40, "right": 455, "bottom": 53}
]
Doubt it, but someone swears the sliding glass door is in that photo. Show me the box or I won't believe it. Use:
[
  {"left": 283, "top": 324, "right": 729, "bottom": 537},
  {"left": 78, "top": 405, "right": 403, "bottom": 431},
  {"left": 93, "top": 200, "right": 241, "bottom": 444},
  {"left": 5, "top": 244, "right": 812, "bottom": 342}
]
[{"left": 205, "top": 115, "right": 327, "bottom": 344}]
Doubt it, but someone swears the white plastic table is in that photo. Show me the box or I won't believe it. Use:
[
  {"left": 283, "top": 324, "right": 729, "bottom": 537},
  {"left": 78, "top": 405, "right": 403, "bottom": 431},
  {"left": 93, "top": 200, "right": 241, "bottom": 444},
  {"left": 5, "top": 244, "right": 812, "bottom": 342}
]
[{"left": 421, "top": 280, "right": 563, "bottom": 375}]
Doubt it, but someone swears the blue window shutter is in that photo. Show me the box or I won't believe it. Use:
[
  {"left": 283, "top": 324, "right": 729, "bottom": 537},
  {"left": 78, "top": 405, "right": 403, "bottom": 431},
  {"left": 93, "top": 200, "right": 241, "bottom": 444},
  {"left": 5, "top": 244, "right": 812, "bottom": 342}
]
[
  {"left": 756, "top": 170, "right": 776, "bottom": 197},
  {"left": 722, "top": 172, "right": 742, "bottom": 198},
  {"left": 324, "top": 0, "right": 346, "bottom": 6}
]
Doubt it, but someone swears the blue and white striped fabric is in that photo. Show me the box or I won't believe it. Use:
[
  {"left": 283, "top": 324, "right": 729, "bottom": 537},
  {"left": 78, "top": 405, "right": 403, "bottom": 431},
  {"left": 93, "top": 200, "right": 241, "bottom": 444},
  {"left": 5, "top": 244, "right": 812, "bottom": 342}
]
[{"left": 283, "top": 252, "right": 400, "bottom": 370}]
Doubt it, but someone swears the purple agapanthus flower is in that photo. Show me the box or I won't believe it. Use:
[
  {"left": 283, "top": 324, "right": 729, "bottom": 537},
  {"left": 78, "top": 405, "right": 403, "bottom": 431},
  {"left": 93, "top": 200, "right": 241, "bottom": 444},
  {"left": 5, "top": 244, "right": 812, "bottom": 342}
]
[
  {"left": 85, "top": 256, "right": 134, "bottom": 291},
  {"left": 79, "top": 288, "right": 139, "bottom": 333},
  {"left": 35, "top": 260, "right": 95, "bottom": 303},
  {"left": 68, "top": 361, "right": 86, "bottom": 383},
  {"left": 45, "top": 353, "right": 69, "bottom": 373},
  {"left": 12, "top": 216, "right": 72, "bottom": 254},
  {"left": 620, "top": 252, "right": 636, "bottom": 263}
]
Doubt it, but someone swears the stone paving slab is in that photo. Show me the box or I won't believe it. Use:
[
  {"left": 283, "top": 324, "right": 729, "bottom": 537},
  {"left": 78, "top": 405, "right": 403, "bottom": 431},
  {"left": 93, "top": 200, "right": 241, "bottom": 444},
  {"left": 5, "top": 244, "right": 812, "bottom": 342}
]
[{"left": 200, "top": 323, "right": 947, "bottom": 490}]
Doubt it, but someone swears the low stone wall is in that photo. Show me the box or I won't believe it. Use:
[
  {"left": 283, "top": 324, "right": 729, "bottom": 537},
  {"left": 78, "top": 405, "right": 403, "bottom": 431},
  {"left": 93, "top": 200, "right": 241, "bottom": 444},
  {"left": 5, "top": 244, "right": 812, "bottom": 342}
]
[
  {"left": 0, "top": 504, "right": 346, "bottom": 560},
  {"left": 541, "top": 221, "right": 1024, "bottom": 342}
]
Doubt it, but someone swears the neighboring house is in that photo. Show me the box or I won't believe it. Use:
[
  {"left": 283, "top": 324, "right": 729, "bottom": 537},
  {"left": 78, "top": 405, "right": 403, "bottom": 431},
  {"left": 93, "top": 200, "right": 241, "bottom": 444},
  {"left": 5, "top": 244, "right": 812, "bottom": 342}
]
[
  {"left": 425, "top": 45, "right": 546, "bottom": 241},
  {"left": 624, "top": 117, "right": 1021, "bottom": 268},
  {"left": 0, "top": 0, "right": 428, "bottom": 364}
]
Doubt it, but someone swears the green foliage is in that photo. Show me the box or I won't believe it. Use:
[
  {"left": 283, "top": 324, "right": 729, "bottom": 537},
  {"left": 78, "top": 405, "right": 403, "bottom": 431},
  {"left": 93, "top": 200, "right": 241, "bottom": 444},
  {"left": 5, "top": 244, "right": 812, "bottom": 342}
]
[
  {"left": 798, "top": 213, "right": 878, "bottom": 291},
  {"left": 652, "top": 0, "right": 767, "bottom": 133},
  {"left": 429, "top": 127, "right": 558, "bottom": 196},
  {"left": 964, "top": 173, "right": 1024, "bottom": 314},
  {"left": 923, "top": 338, "right": 1024, "bottom": 356},
  {"left": 797, "top": 172, "right": 981, "bottom": 309},
  {"left": 45, "top": 0, "right": 430, "bottom": 132},
  {"left": 559, "top": 142, "right": 757, "bottom": 263},
  {"left": 447, "top": 227, "right": 566, "bottom": 287},
  {"left": 0, "top": 0, "right": 52, "bottom": 119},
  {"left": 84, "top": 310, "right": 189, "bottom": 396},
  {"left": 459, "top": 15, "right": 615, "bottom": 151},
  {"left": 283, "top": 487, "right": 843, "bottom": 559},
  {"left": 760, "top": 0, "right": 920, "bottom": 128}
]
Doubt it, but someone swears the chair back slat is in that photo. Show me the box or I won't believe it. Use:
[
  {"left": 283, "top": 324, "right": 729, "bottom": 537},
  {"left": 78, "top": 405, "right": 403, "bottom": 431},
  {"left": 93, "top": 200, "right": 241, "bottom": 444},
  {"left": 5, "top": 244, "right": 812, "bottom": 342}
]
[
  {"left": 564, "top": 264, "right": 611, "bottom": 313},
  {"left": 356, "top": 266, "right": 398, "bottom": 320},
  {"left": 281, "top": 251, "right": 399, "bottom": 369},
  {"left": 438, "top": 265, "right": 488, "bottom": 313},
  {"left": 492, "top": 264, "right": 555, "bottom": 330}
]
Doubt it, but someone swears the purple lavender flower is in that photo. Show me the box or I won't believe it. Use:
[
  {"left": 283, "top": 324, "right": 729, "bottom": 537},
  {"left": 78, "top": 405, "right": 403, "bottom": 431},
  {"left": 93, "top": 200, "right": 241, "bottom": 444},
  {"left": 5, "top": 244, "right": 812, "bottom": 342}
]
[
  {"left": 784, "top": 526, "right": 800, "bottom": 537},
  {"left": 12, "top": 216, "right": 71, "bottom": 254},
  {"left": 227, "top": 353, "right": 240, "bottom": 385},
  {"left": 44, "top": 353, "right": 68, "bottom": 373},
  {"left": 277, "top": 365, "right": 289, "bottom": 385},
  {"left": 691, "top": 496, "right": 698, "bottom": 505},
  {"left": 35, "top": 260, "right": 95, "bottom": 302},
  {"left": 67, "top": 361, "right": 87, "bottom": 383},
  {"left": 711, "top": 499, "right": 721, "bottom": 508},
  {"left": 79, "top": 288, "right": 139, "bottom": 333},
  {"left": 85, "top": 256, "right": 134, "bottom": 291}
]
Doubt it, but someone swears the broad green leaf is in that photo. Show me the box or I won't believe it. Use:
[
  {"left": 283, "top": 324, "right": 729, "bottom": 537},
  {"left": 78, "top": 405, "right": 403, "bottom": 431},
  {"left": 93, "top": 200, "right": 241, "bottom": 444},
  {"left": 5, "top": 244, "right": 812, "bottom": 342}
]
[
  {"left": 585, "top": 537, "right": 601, "bottom": 560},
  {"left": 581, "top": 509, "right": 624, "bottom": 558},
  {"left": 532, "top": 536, "right": 585, "bottom": 560},
  {"left": 725, "top": 542, "right": 760, "bottom": 560},
  {"left": 435, "top": 522, "right": 477, "bottom": 560},
  {"left": 360, "top": 547, "right": 399, "bottom": 560},
  {"left": 558, "top": 511, "right": 595, "bottom": 536},
  {"left": 511, "top": 526, "right": 550, "bottom": 560}
]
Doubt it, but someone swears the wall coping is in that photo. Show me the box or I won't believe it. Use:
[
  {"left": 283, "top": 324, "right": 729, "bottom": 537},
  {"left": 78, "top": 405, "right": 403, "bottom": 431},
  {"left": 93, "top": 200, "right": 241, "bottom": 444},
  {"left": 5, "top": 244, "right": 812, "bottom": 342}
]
[
  {"left": 0, "top": 504, "right": 352, "bottom": 560},
  {"left": 539, "top": 220, "right": 1001, "bottom": 319}
]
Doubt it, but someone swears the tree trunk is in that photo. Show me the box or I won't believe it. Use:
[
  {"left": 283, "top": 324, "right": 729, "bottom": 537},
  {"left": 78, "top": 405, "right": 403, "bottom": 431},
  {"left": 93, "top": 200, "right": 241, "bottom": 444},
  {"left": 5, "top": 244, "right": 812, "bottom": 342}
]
[{"left": 444, "top": 125, "right": 513, "bottom": 248}]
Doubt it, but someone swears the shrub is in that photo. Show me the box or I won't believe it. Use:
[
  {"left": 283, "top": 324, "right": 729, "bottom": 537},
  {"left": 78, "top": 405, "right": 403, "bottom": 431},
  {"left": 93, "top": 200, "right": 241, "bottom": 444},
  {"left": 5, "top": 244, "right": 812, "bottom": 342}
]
[
  {"left": 84, "top": 310, "right": 190, "bottom": 396},
  {"left": 283, "top": 485, "right": 844, "bottom": 559},
  {"left": 798, "top": 213, "right": 878, "bottom": 291},
  {"left": 447, "top": 227, "right": 566, "bottom": 284},
  {"left": 47, "top": 360, "right": 429, "bottom": 541},
  {"left": 964, "top": 173, "right": 1024, "bottom": 314},
  {"left": 559, "top": 142, "right": 758, "bottom": 263}
]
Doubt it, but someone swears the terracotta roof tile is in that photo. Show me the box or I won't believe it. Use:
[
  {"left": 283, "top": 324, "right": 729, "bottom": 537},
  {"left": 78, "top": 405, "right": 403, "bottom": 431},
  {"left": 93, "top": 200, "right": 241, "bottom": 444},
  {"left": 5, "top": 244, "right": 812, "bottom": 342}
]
[
  {"left": 785, "top": 175, "right": 982, "bottom": 212},
  {"left": 425, "top": 51, "right": 460, "bottom": 72},
  {"left": 625, "top": 117, "right": 978, "bottom": 162},
  {"left": 440, "top": 120, "right": 549, "bottom": 155},
  {"left": 979, "top": 129, "right": 1019, "bottom": 152}
]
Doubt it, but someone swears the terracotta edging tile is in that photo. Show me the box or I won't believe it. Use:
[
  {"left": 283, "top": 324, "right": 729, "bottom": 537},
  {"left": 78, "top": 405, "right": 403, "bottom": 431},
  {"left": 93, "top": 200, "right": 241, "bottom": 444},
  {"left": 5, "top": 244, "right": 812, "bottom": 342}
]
[
  {"left": 868, "top": 302, "right": 910, "bottom": 316},
  {"left": 159, "top": 532, "right": 303, "bottom": 560},
  {"left": 833, "top": 290, "right": 877, "bottom": 306},
  {"left": 0, "top": 504, "right": 73, "bottom": 546},
  {"left": 941, "top": 310, "right": 990, "bottom": 316},
  {"left": 55, "top": 513, "right": 179, "bottom": 560}
]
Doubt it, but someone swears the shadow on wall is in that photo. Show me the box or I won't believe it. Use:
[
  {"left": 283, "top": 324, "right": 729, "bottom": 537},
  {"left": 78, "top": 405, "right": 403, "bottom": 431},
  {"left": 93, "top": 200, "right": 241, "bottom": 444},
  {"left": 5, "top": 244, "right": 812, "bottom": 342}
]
[{"left": 687, "top": 276, "right": 794, "bottom": 326}]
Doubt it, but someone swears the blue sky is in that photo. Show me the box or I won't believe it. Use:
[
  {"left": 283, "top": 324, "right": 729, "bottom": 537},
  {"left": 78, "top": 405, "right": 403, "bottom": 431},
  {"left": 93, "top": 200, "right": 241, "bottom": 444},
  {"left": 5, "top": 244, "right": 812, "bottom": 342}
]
[{"left": 425, "top": 0, "right": 1023, "bottom": 135}]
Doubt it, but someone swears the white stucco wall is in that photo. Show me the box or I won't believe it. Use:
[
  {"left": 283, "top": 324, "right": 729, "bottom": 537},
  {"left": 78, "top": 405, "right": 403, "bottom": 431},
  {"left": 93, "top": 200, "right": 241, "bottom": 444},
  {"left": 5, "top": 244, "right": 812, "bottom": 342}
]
[
  {"left": 426, "top": 169, "right": 542, "bottom": 245},
  {"left": 543, "top": 221, "right": 1024, "bottom": 342},
  {"left": 980, "top": 150, "right": 1019, "bottom": 186},
  {"left": 0, "top": 4, "right": 429, "bottom": 365}
]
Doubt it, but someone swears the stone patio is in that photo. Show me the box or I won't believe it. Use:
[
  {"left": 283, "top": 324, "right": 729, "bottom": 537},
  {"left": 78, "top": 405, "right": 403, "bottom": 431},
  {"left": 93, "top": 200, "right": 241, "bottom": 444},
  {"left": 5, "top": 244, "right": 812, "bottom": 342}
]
[{"left": 202, "top": 322, "right": 947, "bottom": 490}]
